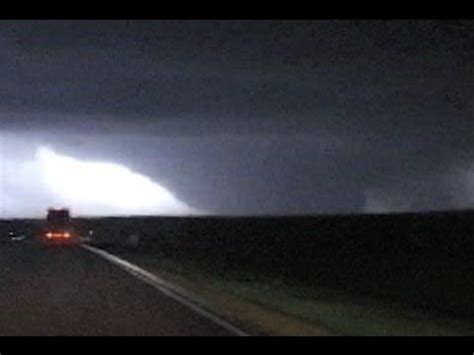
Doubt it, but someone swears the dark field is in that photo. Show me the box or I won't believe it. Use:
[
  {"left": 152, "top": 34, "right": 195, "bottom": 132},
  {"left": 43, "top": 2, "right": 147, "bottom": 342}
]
[{"left": 2, "top": 210, "right": 474, "bottom": 321}]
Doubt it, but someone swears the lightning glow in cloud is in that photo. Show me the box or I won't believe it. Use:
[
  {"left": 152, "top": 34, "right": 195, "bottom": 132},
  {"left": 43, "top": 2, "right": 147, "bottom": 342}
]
[
  {"left": 35, "top": 147, "right": 194, "bottom": 216},
  {"left": 0, "top": 144, "right": 194, "bottom": 218}
]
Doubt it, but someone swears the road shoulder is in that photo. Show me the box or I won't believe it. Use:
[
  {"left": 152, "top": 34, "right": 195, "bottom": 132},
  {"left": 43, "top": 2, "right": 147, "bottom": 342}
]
[{"left": 82, "top": 245, "right": 333, "bottom": 336}]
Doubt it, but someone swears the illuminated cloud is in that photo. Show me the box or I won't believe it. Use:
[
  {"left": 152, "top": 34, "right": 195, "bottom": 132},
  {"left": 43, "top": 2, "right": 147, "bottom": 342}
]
[
  {"left": 363, "top": 188, "right": 412, "bottom": 214},
  {"left": 0, "top": 145, "right": 196, "bottom": 218},
  {"left": 445, "top": 167, "right": 474, "bottom": 209}
]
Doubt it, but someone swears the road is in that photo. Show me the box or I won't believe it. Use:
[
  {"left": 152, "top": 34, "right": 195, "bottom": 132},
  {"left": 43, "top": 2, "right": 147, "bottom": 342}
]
[{"left": 0, "top": 240, "right": 235, "bottom": 336}]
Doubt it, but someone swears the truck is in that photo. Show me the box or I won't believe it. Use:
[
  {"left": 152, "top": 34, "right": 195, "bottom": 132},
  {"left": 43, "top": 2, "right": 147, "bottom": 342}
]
[{"left": 43, "top": 208, "right": 77, "bottom": 245}]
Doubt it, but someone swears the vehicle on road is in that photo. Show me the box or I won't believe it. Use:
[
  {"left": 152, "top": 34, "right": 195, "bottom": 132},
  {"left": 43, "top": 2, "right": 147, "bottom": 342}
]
[
  {"left": 42, "top": 208, "right": 77, "bottom": 245},
  {"left": 78, "top": 230, "right": 93, "bottom": 243},
  {"left": 7, "top": 229, "right": 26, "bottom": 243}
]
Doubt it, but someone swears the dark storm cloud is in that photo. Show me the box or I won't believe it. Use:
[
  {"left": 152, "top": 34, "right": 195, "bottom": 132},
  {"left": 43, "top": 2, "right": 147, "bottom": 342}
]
[{"left": 1, "top": 20, "right": 474, "bottom": 216}]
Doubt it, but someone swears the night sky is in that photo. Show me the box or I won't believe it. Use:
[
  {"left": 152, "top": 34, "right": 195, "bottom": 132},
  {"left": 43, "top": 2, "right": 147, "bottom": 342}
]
[{"left": 1, "top": 20, "right": 474, "bottom": 217}]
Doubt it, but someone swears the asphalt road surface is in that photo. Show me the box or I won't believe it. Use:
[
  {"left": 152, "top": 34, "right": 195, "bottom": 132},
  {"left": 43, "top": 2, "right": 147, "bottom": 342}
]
[{"left": 0, "top": 240, "right": 234, "bottom": 336}]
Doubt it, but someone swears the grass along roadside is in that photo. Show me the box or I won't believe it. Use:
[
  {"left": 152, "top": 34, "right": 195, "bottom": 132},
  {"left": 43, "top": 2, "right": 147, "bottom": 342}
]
[{"left": 108, "top": 249, "right": 474, "bottom": 336}]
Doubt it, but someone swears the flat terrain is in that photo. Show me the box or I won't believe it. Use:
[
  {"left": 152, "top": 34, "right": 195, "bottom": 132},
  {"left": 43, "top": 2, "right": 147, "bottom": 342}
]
[
  {"left": 0, "top": 240, "right": 233, "bottom": 336},
  {"left": 3, "top": 210, "right": 474, "bottom": 336},
  {"left": 109, "top": 248, "right": 474, "bottom": 336}
]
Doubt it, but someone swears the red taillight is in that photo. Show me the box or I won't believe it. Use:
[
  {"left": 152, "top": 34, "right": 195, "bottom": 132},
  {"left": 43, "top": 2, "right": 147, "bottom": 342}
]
[{"left": 45, "top": 232, "right": 71, "bottom": 239}]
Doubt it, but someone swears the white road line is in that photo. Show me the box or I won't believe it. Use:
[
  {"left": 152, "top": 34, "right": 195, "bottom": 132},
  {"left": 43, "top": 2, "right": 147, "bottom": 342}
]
[{"left": 81, "top": 244, "right": 249, "bottom": 336}]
